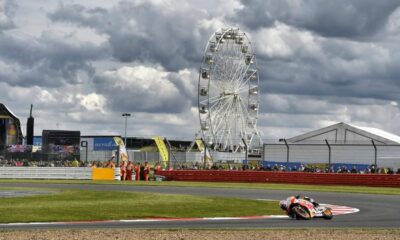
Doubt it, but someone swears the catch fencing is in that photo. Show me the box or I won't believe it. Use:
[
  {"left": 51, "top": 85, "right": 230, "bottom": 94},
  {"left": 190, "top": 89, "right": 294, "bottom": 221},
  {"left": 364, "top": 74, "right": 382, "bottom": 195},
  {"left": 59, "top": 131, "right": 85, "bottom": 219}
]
[
  {"left": 80, "top": 150, "right": 245, "bottom": 165},
  {"left": 263, "top": 142, "right": 400, "bottom": 169}
]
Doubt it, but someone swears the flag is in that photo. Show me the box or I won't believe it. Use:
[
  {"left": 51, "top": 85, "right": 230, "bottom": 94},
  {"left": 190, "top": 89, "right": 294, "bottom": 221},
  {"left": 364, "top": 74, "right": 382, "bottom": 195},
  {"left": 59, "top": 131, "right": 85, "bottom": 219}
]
[
  {"left": 113, "top": 137, "right": 129, "bottom": 161},
  {"left": 152, "top": 136, "right": 169, "bottom": 163}
]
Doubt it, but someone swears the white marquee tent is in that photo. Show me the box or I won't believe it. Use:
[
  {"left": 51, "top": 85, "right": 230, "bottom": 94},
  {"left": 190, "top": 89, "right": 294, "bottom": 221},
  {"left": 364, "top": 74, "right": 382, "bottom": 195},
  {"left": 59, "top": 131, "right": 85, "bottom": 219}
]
[{"left": 263, "top": 122, "right": 400, "bottom": 169}]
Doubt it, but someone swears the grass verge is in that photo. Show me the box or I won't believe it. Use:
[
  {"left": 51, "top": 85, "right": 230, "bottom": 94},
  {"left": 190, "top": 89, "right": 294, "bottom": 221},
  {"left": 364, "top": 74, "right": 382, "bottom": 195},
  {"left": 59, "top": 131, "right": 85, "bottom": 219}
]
[
  {"left": 0, "top": 188, "right": 280, "bottom": 223},
  {"left": 0, "top": 179, "right": 399, "bottom": 195}
]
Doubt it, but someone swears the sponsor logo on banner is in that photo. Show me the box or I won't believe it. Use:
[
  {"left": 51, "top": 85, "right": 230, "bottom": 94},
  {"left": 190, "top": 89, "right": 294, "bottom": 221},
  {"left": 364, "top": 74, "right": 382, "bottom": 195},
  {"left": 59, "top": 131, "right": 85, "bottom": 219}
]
[{"left": 94, "top": 137, "right": 118, "bottom": 151}]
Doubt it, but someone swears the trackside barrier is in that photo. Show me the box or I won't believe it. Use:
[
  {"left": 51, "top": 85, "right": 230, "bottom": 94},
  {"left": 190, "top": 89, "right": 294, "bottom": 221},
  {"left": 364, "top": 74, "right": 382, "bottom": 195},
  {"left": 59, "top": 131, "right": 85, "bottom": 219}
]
[
  {"left": 0, "top": 167, "right": 92, "bottom": 179},
  {"left": 158, "top": 170, "right": 400, "bottom": 187},
  {"left": 92, "top": 168, "right": 114, "bottom": 180}
]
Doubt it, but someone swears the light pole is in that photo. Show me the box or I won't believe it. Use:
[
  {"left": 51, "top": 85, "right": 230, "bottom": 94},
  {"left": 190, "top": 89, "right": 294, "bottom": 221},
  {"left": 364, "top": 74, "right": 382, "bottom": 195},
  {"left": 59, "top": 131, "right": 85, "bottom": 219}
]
[{"left": 122, "top": 113, "right": 131, "bottom": 146}]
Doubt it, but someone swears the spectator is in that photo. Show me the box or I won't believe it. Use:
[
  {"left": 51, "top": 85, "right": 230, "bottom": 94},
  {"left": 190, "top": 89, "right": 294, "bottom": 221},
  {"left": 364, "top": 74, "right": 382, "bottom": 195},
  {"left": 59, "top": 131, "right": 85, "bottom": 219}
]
[
  {"left": 106, "top": 159, "right": 115, "bottom": 169},
  {"left": 273, "top": 164, "right": 279, "bottom": 171},
  {"left": 144, "top": 162, "right": 150, "bottom": 181},
  {"left": 120, "top": 161, "right": 127, "bottom": 181},
  {"left": 370, "top": 165, "right": 376, "bottom": 173},
  {"left": 211, "top": 164, "right": 218, "bottom": 170},
  {"left": 135, "top": 162, "right": 141, "bottom": 181},
  {"left": 351, "top": 166, "right": 358, "bottom": 174},
  {"left": 265, "top": 164, "right": 271, "bottom": 171},
  {"left": 71, "top": 158, "right": 79, "bottom": 167},
  {"left": 126, "top": 161, "right": 133, "bottom": 181},
  {"left": 299, "top": 164, "right": 305, "bottom": 172},
  {"left": 154, "top": 162, "right": 161, "bottom": 175}
]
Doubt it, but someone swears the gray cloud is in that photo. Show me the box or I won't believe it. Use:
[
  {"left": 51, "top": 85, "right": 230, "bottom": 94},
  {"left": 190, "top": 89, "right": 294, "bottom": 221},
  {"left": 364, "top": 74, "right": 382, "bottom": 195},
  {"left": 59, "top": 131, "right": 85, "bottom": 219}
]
[
  {"left": 0, "top": 0, "right": 16, "bottom": 32},
  {"left": 93, "top": 65, "right": 196, "bottom": 113},
  {"left": 49, "top": 2, "right": 213, "bottom": 71},
  {"left": 1, "top": 0, "right": 400, "bottom": 139},
  {"left": 0, "top": 31, "right": 108, "bottom": 87},
  {"left": 254, "top": 25, "right": 400, "bottom": 105},
  {"left": 234, "top": 0, "right": 400, "bottom": 38}
]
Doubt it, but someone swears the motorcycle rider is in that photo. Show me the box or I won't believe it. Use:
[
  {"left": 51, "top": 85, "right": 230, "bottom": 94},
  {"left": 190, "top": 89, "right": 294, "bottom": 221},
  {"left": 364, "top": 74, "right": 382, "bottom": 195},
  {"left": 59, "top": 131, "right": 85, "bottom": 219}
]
[{"left": 279, "top": 195, "right": 319, "bottom": 218}]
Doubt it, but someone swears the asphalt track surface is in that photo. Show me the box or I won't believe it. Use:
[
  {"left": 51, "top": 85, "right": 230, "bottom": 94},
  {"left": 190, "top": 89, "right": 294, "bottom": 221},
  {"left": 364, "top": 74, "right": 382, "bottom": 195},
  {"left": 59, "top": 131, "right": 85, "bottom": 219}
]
[{"left": 1, "top": 183, "right": 399, "bottom": 229}]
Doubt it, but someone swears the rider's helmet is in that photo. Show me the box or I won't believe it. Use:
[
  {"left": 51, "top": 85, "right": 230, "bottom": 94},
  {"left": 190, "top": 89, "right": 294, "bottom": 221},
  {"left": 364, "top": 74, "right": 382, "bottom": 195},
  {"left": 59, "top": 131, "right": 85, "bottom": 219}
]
[
  {"left": 279, "top": 200, "right": 287, "bottom": 210},
  {"left": 304, "top": 196, "right": 314, "bottom": 203}
]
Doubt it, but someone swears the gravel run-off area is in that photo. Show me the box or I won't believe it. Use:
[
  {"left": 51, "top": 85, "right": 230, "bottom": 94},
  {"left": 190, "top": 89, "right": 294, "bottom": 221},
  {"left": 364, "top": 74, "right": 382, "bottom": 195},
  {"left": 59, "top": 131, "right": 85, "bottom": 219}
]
[{"left": 0, "top": 229, "right": 399, "bottom": 240}]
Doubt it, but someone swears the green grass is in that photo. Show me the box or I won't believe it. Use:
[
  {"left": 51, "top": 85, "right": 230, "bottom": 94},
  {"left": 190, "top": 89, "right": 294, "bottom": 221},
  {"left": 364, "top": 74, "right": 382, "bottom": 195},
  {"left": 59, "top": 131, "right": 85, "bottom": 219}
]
[
  {"left": 0, "top": 179, "right": 399, "bottom": 195},
  {"left": 0, "top": 188, "right": 280, "bottom": 223}
]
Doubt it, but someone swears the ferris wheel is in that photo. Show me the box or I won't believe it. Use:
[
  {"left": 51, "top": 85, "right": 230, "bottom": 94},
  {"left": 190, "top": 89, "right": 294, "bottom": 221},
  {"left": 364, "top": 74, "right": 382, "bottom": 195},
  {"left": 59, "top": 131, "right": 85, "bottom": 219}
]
[{"left": 198, "top": 28, "right": 261, "bottom": 153}]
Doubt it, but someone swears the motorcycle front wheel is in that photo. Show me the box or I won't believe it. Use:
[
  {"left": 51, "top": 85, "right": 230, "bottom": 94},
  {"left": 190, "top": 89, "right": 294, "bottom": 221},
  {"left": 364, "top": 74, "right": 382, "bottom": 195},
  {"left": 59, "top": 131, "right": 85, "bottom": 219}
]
[
  {"left": 292, "top": 206, "right": 312, "bottom": 220},
  {"left": 322, "top": 208, "right": 333, "bottom": 220}
]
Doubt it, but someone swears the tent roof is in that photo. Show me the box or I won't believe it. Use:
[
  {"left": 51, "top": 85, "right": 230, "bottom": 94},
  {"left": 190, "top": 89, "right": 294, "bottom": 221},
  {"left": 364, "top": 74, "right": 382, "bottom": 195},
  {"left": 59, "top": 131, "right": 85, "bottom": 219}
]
[
  {"left": 348, "top": 124, "right": 400, "bottom": 144},
  {"left": 0, "top": 103, "right": 20, "bottom": 120},
  {"left": 287, "top": 122, "right": 400, "bottom": 144}
]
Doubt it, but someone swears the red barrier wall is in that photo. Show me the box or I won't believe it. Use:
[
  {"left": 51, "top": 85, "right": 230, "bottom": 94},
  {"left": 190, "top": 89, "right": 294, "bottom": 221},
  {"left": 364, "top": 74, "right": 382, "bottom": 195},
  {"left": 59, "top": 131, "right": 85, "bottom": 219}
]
[{"left": 158, "top": 170, "right": 400, "bottom": 187}]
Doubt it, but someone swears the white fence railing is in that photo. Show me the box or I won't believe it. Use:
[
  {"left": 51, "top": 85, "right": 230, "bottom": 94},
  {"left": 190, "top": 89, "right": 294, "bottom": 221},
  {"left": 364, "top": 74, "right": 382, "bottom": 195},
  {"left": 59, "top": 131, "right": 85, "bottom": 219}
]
[{"left": 0, "top": 167, "right": 92, "bottom": 179}]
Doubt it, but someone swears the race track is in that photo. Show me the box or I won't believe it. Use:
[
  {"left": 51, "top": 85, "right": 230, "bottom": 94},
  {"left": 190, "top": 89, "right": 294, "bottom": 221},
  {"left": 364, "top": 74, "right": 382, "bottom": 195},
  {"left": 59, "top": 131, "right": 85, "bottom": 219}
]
[{"left": 1, "top": 183, "right": 399, "bottom": 229}]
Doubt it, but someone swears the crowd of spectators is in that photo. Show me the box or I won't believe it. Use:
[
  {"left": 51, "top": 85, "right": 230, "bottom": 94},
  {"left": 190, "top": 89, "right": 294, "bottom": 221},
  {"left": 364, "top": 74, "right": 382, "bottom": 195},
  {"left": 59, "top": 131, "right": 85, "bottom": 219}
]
[
  {"left": 0, "top": 158, "right": 89, "bottom": 167},
  {"left": 176, "top": 162, "right": 400, "bottom": 175},
  {"left": 1, "top": 157, "right": 400, "bottom": 175}
]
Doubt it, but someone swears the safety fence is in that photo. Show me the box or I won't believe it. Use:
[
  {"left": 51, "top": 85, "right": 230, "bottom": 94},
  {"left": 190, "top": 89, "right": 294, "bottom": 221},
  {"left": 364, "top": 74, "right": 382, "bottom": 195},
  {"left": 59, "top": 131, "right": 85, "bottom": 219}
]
[
  {"left": 263, "top": 143, "right": 400, "bottom": 169},
  {"left": 158, "top": 170, "right": 400, "bottom": 187},
  {"left": 0, "top": 167, "right": 92, "bottom": 179}
]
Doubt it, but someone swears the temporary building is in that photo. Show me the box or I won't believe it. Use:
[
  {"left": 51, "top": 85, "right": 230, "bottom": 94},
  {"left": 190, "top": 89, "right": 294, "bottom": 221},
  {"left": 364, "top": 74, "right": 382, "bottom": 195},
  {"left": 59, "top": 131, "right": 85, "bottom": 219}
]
[
  {"left": 263, "top": 122, "right": 400, "bottom": 169},
  {"left": 0, "top": 103, "right": 23, "bottom": 149}
]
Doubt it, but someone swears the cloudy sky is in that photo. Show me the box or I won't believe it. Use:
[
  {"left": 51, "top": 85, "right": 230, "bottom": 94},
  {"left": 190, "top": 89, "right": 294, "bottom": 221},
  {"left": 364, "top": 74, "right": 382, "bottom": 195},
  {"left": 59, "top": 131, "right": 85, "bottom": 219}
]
[{"left": 1, "top": 0, "right": 400, "bottom": 141}]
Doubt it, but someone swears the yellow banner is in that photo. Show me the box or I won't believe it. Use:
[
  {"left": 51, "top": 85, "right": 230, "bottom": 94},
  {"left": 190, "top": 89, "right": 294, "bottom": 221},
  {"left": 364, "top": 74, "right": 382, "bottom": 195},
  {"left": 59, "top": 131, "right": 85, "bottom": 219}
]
[
  {"left": 153, "top": 136, "right": 169, "bottom": 162},
  {"left": 195, "top": 139, "right": 204, "bottom": 152}
]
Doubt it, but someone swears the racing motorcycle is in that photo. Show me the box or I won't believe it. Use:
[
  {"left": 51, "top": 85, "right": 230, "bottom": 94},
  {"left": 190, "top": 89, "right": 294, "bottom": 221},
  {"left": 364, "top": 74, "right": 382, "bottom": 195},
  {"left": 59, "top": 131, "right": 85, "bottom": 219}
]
[{"left": 280, "top": 196, "right": 333, "bottom": 220}]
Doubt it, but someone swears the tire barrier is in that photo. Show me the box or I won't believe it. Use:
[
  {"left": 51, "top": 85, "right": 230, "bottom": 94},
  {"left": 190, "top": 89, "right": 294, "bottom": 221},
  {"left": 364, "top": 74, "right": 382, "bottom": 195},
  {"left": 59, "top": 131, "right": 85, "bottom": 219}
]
[{"left": 158, "top": 170, "right": 400, "bottom": 187}]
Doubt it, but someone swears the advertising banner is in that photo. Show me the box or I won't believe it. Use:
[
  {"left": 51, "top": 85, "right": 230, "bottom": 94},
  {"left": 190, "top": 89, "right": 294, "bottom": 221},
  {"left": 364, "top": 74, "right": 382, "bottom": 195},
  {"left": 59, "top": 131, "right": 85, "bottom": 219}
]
[
  {"left": 6, "top": 145, "right": 32, "bottom": 153},
  {"left": 33, "top": 136, "right": 42, "bottom": 146},
  {"left": 48, "top": 144, "right": 79, "bottom": 154},
  {"left": 153, "top": 136, "right": 169, "bottom": 163},
  {"left": 93, "top": 137, "right": 117, "bottom": 151},
  {"left": 6, "top": 119, "right": 17, "bottom": 145}
]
